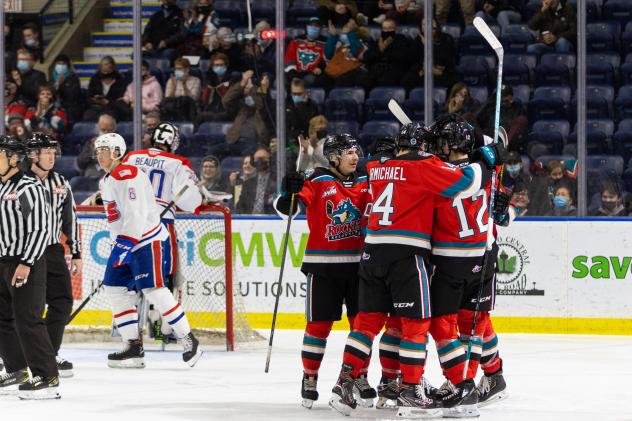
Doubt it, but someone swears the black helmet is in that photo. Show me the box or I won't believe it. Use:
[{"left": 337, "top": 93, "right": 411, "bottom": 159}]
[
  {"left": 0, "top": 135, "right": 25, "bottom": 162},
  {"left": 396, "top": 122, "right": 432, "bottom": 150},
  {"left": 431, "top": 114, "right": 475, "bottom": 157},
  {"left": 26, "top": 133, "right": 60, "bottom": 155},
  {"left": 323, "top": 133, "right": 363, "bottom": 163},
  {"left": 369, "top": 136, "right": 397, "bottom": 159}
]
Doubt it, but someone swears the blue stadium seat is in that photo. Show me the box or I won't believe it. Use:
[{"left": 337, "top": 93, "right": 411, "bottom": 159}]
[
  {"left": 528, "top": 131, "right": 563, "bottom": 155},
  {"left": 587, "top": 155, "right": 624, "bottom": 176},
  {"left": 457, "top": 56, "right": 490, "bottom": 87},
  {"left": 614, "top": 119, "right": 632, "bottom": 162},
  {"left": 584, "top": 119, "right": 616, "bottom": 138},
  {"left": 459, "top": 27, "right": 494, "bottom": 56},
  {"left": 511, "top": 84, "right": 531, "bottom": 105},
  {"left": 175, "top": 122, "right": 194, "bottom": 140},
  {"left": 586, "top": 22, "right": 620, "bottom": 52},
  {"left": 287, "top": 0, "right": 318, "bottom": 26},
  {"left": 213, "top": 0, "right": 244, "bottom": 26},
  {"left": 307, "top": 87, "right": 325, "bottom": 106},
  {"left": 328, "top": 87, "right": 365, "bottom": 104},
  {"left": 146, "top": 59, "right": 170, "bottom": 73},
  {"left": 400, "top": 25, "right": 420, "bottom": 39},
  {"left": 365, "top": 87, "right": 406, "bottom": 121},
  {"left": 528, "top": 86, "right": 571, "bottom": 120},
  {"left": 535, "top": 62, "right": 571, "bottom": 87},
  {"left": 532, "top": 120, "right": 571, "bottom": 141},
  {"left": 503, "top": 56, "right": 531, "bottom": 85},
  {"left": 64, "top": 121, "right": 97, "bottom": 154},
  {"left": 534, "top": 86, "right": 572, "bottom": 104},
  {"left": 401, "top": 100, "right": 428, "bottom": 122},
  {"left": 502, "top": 24, "right": 532, "bottom": 36},
  {"left": 500, "top": 31, "right": 533, "bottom": 53},
  {"left": 587, "top": 62, "right": 616, "bottom": 87},
  {"left": 621, "top": 30, "right": 632, "bottom": 56},
  {"left": 441, "top": 24, "right": 461, "bottom": 41},
  {"left": 469, "top": 86, "right": 488, "bottom": 104},
  {"left": 620, "top": 63, "right": 632, "bottom": 85},
  {"left": 358, "top": 121, "right": 400, "bottom": 147},
  {"left": 220, "top": 156, "right": 243, "bottom": 175},
  {"left": 408, "top": 87, "right": 447, "bottom": 106},
  {"left": 325, "top": 87, "right": 365, "bottom": 121},
  {"left": 328, "top": 121, "right": 360, "bottom": 137},
  {"left": 56, "top": 156, "right": 79, "bottom": 180},
  {"left": 615, "top": 85, "right": 632, "bottom": 119},
  {"left": 567, "top": 0, "right": 601, "bottom": 22},
  {"left": 535, "top": 154, "right": 576, "bottom": 169},
  {"left": 603, "top": 0, "right": 632, "bottom": 25},
  {"left": 577, "top": 86, "right": 615, "bottom": 119},
  {"left": 568, "top": 129, "right": 610, "bottom": 154}
]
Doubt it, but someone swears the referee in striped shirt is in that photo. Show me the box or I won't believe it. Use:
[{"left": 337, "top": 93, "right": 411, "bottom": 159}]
[
  {"left": 25, "top": 133, "right": 82, "bottom": 378},
  {"left": 0, "top": 135, "right": 60, "bottom": 399}
]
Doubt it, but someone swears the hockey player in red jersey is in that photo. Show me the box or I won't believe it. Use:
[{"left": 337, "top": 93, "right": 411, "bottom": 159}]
[
  {"left": 273, "top": 134, "right": 372, "bottom": 409},
  {"left": 329, "top": 123, "right": 505, "bottom": 418}
]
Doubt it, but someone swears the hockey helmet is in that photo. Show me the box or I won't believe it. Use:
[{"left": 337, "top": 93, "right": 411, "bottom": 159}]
[
  {"left": 323, "top": 133, "right": 363, "bottom": 163},
  {"left": 396, "top": 122, "right": 432, "bottom": 150},
  {"left": 25, "top": 133, "right": 60, "bottom": 156},
  {"left": 368, "top": 136, "right": 397, "bottom": 159},
  {"left": 0, "top": 135, "right": 25, "bottom": 162},
  {"left": 151, "top": 122, "right": 180, "bottom": 152},
  {"left": 431, "top": 113, "right": 475, "bottom": 157},
  {"left": 95, "top": 132, "right": 127, "bottom": 160}
]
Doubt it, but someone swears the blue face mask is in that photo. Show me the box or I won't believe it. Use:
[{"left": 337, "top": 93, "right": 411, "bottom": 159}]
[
  {"left": 17, "top": 59, "right": 30, "bottom": 72},
  {"left": 24, "top": 38, "right": 36, "bottom": 47},
  {"left": 339, "top": 33, "right": 349, "bottom": 44},
  {"left": 292, "top": 94, "right": 305, "bottom": 104},
  {"left": 244, "top": 96, "right": 255, "bottom": 107},
  {"left": 553, "top": 195, "right": 569, "bottom": 208},
  {"left": 174, "top": 70, "right": 185, "bottom": 79},
  {"left": 306, "top": 26, "right": 320, "bottom": 39},
  {"left": 506, "top": 163, "right": 521, "bottom": 175},
  {"left": 212, "top": 65, "right": 227, "bottom": 76}
]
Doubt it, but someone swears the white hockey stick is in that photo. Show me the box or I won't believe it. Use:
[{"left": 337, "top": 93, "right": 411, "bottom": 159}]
[
  {"left": 388, "top": 99, "right": 413, "bottom": 125},
  {"left": 463, "top": 17, "right": 505, "bottom": 382}
]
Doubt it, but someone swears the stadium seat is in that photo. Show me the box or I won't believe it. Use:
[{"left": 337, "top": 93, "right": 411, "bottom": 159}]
[
  {"left": 328, "top": 121, "right": 359, "bottom": 137},
  {"left": 459, "top": 27, "right": 494, "bottom": 56},
  {"left": 587, "top": 62, "right": 615, "bottom": 87},
  {"left": 532, "top": 120, "right": 571, "bottom": 141},
  {"left": 146, "top": 58, "right": 170, "bottom": 73},
  {"left": 613, "top": 119, "right": 632, "bottom": 161},
  {"left": 535, "top": 154, "right": 576, "bottom": 169},
  {"left": 584, "top": 119, "right": 616, "bottom": 138},
  {"left": 365, "top": 87, "right": 406, "bottom": 121},
  {"left": 503, "top": 56, "right": 531, "bottom": 85},
  {"left": 535, "top": 61, "right": 571, "bottom": 87},
  {"left": 220, "top": 156, "right": 243, "bottom": 176},
  {"left": 307, "top": 88, "right": 325, "bottom": 107},
  {"left": 528, "top": 131, "right": 563, "bottom": 155},
  {"left": 528, "top": 86, "right": 571, "bottom": 121},
  {"left": 502, "top": 23, "right": 532, "bottom": 36},
  {"left": 287, "top": 0, "right": 318, "bottom": 25},
  {"left": 576, "top": 86, "right": 614, "bottom": 120},
  {"left": 408, "top": 87, "right": 447, "bottom": 106},
  {"left": 501, "top": 31, "right": 533, "bottom": 53},
  {"left": 400, "top": 25, "right": 420, "bottom": 40},
  {"left": 358, "top": 121, "right": 400, "bottom": 148},
  {"left": 567, "top": 0, "right": 601, "bottom": 22},
  {"left": 469, "top": 86, "right": 488, "bottom": 105},
  {"left": 456, "top": 56, "right": 490, "bottom": 87},
  {"left": 56, "top": 156, "right": 80, "bottom": 180},
  {"left": 174, "top": 122, "right": 194, "bottom": 141},
  {"left": 587, "top": 155, "right": 624, "bottom": 176},
  {"left": 621, "top": 30, "right": 632, "bottom": 56},
  {"left": 586, "top": 22, "right": 620, "bottom": 52},
  {"left": 615, "top": 85, "right": 632, "bottom": 119},
  {"left": 620, "top": 63, "right": 632, "bottom": 85},
  {"left": 511, "top": 84, "right": 531, "bottom": 105},
  {"left": 325, "top": 87, "right": 365, "bottom": 122},
  {"left": 602, "top": 0, "right": 632, "bottom": 25},
  {"left": 64, "top": 121, "right": 97, "bottom": 155},
  {"left": 441, "top": 23, "right": 461, "bottom": 41}
]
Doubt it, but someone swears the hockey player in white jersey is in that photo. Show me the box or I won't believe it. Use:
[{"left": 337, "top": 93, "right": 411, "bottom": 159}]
[{"left": 95, "top": 132, "right": 202, "bottom": 368}]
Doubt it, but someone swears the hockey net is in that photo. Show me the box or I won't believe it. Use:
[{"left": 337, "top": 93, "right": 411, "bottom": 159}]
[{"left": 66, "top": 204, "right": 262, "bottom": 350}]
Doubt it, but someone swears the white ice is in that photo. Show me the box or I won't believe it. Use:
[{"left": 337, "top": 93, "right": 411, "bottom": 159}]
[{"left": 3, "top": 331, "right": 631, "bottom": 421}]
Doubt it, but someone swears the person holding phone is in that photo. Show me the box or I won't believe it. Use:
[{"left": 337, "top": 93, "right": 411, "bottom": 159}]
[{"left": 527, "top": 0, "right": 576, "bottom": 57}]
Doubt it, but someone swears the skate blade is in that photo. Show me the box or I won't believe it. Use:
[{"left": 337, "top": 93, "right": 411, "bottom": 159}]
[
  {"left": 396, "top": 406, "right": 442, "bottom": 419},
  {"left": 442, "top": 404, "right": 480, "bottom": 418},
  {"left": 0, "top": 385, "right": 19, "bottom": 396},
  {"left": 58, "top": 369, "right": 74, "bottom": 379},
  {"left": 107, "top": 358, "right": 145, "bottom": 369},
  {"left": 328, "top": 395, "right": 354, "bottom": 416},
  {"left": 185, "top": 350, "right": 203, "bottom": 368},
  {"left": 477, "top": 391, "right": 508, "bottom": 408},
  {"left": 18, "top": 387, "right": 61, "bottom": 400},
  {"left": 376, "top": 397, "right": 398, "bottom": 409},
  {"left": 302, "top": 398, "right": 315, "bottom": 409}
]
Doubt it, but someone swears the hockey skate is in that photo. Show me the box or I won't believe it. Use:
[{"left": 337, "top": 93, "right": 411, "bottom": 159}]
[
  {"left": 18, "top": 376, "right": 61, "bottom": 400},
  {"left": 0, "top": 357, "right": 4, "bottom": 373},
  {"left": 376, "top": 375, "right": 399, "bottom": 409},
  {"left": 436, "top": 379, "right": 480, "bottom": 418},
  {"left": 107, "top": 339, "right": 145, "bottom": 368},
  {"left": 477, "top": 369, "right": 507, "bottom": 408},
  {"left": 396, "top": 378, "right": 442, "bottom": 419},
  {"left": 353, "top": 374, "right": 376, "bottom": 408},
  {"left": 328, "top": 364, "right": 357, "bottom": 416},
  {"left": 301, "top": 374, "right": 318, "bottom": 409},
  {"left": 0, "top": 368, "right": 29, "bottom": 395},
  {"left": 56, "top": 356, "right": 74, "bottom": 378},
  {"left": 182, "top": 332, "right": 202, "bottom": 367}
]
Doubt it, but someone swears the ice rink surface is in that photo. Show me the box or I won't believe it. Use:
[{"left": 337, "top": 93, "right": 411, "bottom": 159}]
[{"left": 3, "top": 330, "right": 632, "bottom": 421}]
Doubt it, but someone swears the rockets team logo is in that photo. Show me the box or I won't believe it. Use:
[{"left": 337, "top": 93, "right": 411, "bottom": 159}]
[
  {"left": 297, "top": 48, "right": 320, "bottom": 69},
  {"left": 325, "top": 198, "right": 362, "bottom": 241}
]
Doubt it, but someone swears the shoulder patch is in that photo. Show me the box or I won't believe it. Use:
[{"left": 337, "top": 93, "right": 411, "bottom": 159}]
[{"left": 111, "top": 164, "right": 139, "bottom": 181}]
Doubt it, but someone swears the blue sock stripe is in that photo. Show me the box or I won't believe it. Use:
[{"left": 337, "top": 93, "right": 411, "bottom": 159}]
[
  {"left": 380, "top": 334, "right": 401, "bottom": 346},
  {"left": 303, "top": 336, "right": 327, "bottom": 346},
  {"left": 399, "top": 340, "right": 426, "bottom": 351},
  {"left": 483, "top": 335, "right": 498, "bottom": 350},
  {"left": 349, "top": 331, "right": 373, "bottom": 348},
  {"left": 438, "top": 340, "right": 463, "bottom": 356},
  {"left": 117, "top": 320, "right": 138, "bottom": 328},
  {"left": 167, "top": 312, "right": 185, "bottom": 325}
]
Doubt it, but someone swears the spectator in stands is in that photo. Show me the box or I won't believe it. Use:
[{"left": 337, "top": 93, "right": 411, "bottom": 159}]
[
  {"left": 284, "top": 17, "right": 327, "bottom": 88},
  {"left": 20, "top": 22, "right": 42, "bottom": 61},
  {"left": 77, "top": 113, "right": 116, "bottom": 178},
  {"left": 197, "top": 52, "right": 233, "bottom": 124},
  {"left": 142, "top": 111, "right": 161, "bottom": 148},
  {"left": 591, "top": 183, "right": 626, "bottom": 217},
  {"left": 502, "top": 151, "right": 551, "bottom": 215},
  {"left": 436, "top": 0, "right": 475, "bottom": 26},
  {"left": 475, "top": 0, "right": 524, "bottom": 33},
  {"left": 235, "top": 147, "right": 276, "bottom": 214},
  {"left": 24, "top": 84, "right": 68, "bottom": 140},
  {"left": 84, "top": 56, "right": 127, "bottom": 121},
  {"left": 510, "top": 179, "right": 530, "bottom": 216},
  {"left": 527, "top": 0, "right": 576, "bottom": 56},
  {"left": 297, "top": 115, "right": 329, "bottom": 171},
  {"left": 117, "top": 60, "right": 163, "bottom": 121},
  {"left": 142, "top": 0, "right": 184, "bottom": 61},
  {"left": 443, "top": 82, "right": 478, "bottom": 126},
  {"left": 198, "top": 155, "right": 229, "bottom": 193},
  {"left": 286, "top": 77, "right": 319, "bottom": 152},
  {"left": 547, "top": 184, "right": 576, "bottom": 216},
  {"left": 361, "top": 18, "right": 412, "bottom": 89},
  {"left": 13, "top": 48, "right": 46, "bottom": 105},
  {"left": 51, "top": 54, "right": 83, "bottom": 124},
  {"left": 204, "top": 27, "right": 244, "bottom": 70},
  {"left": 162, "top": 57, "right": 201, "bottom": 121},
  {"left": 242, "top": 20, "right": 277, "bottom": 76},
  {"left": 545, "top": 158, "right": 576, "bottom": 206},
  {"left": 322, "top": 18, "right": 368, "bottom": 89},
  {"left": 5, "top": 78, "right": 28, "bottom": 125},
  {"left": 219, "top": 70, "right": 274, "bottom": 158},
  {"left": 476, "top": 84, "right": 528, "bottom": 152},
  {"left": 228, "top": 154, "right": 257, "bottom": 208},
  {"left": 318, "top": 1, "right": 359, "bottom": 27},
  {"left": 402, "top": 16, "right": 457, "bottom": 91},
  {"left": 7, "top": 114, "right": 31, "bottom": 142},
  {"left": 181, "top": 0, "right": 220, "bottom": 56},
  {"left": 364, "top": 0, "right": 421, "bottom": 25}
]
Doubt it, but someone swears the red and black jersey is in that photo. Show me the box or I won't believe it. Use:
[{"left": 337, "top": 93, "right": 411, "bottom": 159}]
[
  {"left": 364, "top": 152, "right": 489, "bottom": 263},
  {"left": 284, "top": 36, "right": 327, "bottom": 73},
  {"left": 274, "top": 168, "right": 370, "bottom": 276}
]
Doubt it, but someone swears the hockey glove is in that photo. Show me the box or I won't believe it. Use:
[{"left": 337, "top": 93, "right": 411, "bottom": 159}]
[
  {"left": 492, "top": 190, "right": 512, "bottom": 227},
  {"left": 472, "top": 142, "right": 506, "bottom": 170},
  {"left": 111, "top": 236, "right": 136, "bottom": 267},
  {"left": 282, "top": 171, "right": 304, "bottom": 194}
]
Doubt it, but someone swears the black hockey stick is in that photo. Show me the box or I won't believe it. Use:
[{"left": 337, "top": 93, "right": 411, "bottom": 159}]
[{"left": 66, "top": 185, "right": 190, "bottom": 325}]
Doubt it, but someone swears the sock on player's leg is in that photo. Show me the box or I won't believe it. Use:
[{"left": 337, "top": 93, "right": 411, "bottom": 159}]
[
  {"left": 302, "top": 321, "right": 333, "bottom": 376},
  {"left": 456, "top": 310, "right": 490, "bottom": 379},
  {"left": 144, "top": 287, "right": 191, "bottom": 338},
  {"left": 106, "top": 286, "right": 139, "bottom": 341},
  {"left": 399, "top": 317, "right": 431, "bottom": 385}
]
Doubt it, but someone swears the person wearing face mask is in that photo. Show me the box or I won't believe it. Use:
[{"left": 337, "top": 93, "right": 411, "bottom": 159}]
[
  {"left": 50, "top": 55, "right": 82, "bottom": 123},
  {"left": 24, "top": 85, "right": 68, "bottom": 140},
  {"left": 590, "top": 183, "right": 627, "bottom": 217},
  {"left": 84, "top": 56, "right": 127, "bottom": 121},
  {"left": 162, "top": 58, "right": 201, "bottom": 121},
  {"left": 197, "top": 52, "right": 233, "bottom": 124},
  {"left": 285, "top": 17, "right": 327, "bottom": 87},
  {"left": 241, "top": 20, "right": 277, "bottom": 76},
  {"left": 298, "top": 115, "right": 329, "bottom": 171},
  {"left": 13, "top": 49, "right": 46, "bottom": 106},
  {"left": 141, "top": 0, "right": 184, "bottom": 61},
  {"left": 4, "top": 79, "right": 28, "bottom": 125},
  {"left": 181, "top": 0, "right": 220, "bottom": 56},
  {"left": 286, "top": 78, "right": 319, "bottom": 153},
  {"left": 546, "top": 185, "right": 577, "bottom": 216},
  {"left": 116, "top": 60, "right": 163, "bottom": 121},
  {"left": 235, "top": 147, "right": 276, "bottom": 214},
  {"left": 77, "top": 113, "right": 117, "bottom": 178},
  {"left": 20, "top": 22, "right": 42, "bottom": 61},
  {"left": 322, "top": 18, "right": 368, "bottom": 89},
  {"left": 204, "top": 26, "right": 244, "bottom": 70},
  {"left": 476, "top": 85, "right": 528, "bottom": 153}
]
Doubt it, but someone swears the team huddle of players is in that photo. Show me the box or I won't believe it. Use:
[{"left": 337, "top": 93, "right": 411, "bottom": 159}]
[{"left": 275, "top": 114, "right": 510, "bottom": 418}]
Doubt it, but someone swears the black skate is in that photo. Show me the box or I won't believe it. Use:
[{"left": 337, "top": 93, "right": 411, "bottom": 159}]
[
  {"left": 328, "top": 364, "right": 357, "bottom": 416},
  {"left": 301, "top": 374, "right": 318, "bottom": 409},
  {"left": 396, "top": 378, "right": 442, "bottom": 419},
  {"left": 376, "top": 375, "right": 399, "bottom": 409},
  {"left": 477, "top": 369, "right": 507, "bottom": 408},
  {"left": 353, "top": 374, "right": 376, "bottom": 408},
  {"left": 56, "top": 356, "right": 74, "bottom": 378},
  {"left": 108, "top": 339, "right": 145, "bottom": 368},
  {"left": 0, "top": 368, "right": 29, "bottom": 395},
  {"left": 437, "top": 379, "right": 480, "bottom": 418},
  {"left": 182, "top": 332, "right": 203, "bottom": 367},
  {"left": 18, "top": 376, "right": 61, "bottom": 400}
]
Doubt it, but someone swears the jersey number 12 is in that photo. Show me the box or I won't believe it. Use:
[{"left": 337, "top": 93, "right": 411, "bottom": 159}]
[{"left": 451, "top": 189, "right": 488, "bottom": 238}]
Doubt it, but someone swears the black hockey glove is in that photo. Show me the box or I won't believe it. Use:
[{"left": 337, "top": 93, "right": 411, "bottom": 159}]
[
  {"left": 471, "top": 141, "right": 506, "bottom": 170},
  {"left": 282, "top": 171, "right": 304, "bottom": 194},
  {"left": 492, "top": 190, "right": 512, "bottom": 227}
]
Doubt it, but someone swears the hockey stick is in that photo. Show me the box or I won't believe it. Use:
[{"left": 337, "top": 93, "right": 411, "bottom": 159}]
[
  {"left": 462, "top": 17, "right": 505, "bottom": 381},
  {"left": 265, "top": 143, "right": 303, "bottom": 373},
  {"left": 66, "top": 185, "right": 190, "bottom": 326},
  {"left": 388, "top": 99, "right": 413, "bottom": 126}
]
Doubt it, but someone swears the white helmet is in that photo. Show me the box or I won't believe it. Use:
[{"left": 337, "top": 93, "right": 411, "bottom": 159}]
[
  {"left": 151, "top": 123, "right": 180, "bottom": 152},
  {"left": 95, "top": 132, "right": 127, "bottom": 160}
]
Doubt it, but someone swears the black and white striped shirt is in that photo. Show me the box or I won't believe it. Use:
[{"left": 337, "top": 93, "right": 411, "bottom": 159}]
[
  {"left": 0, "top": 171, "right": 50, "bottom": 266},
  {"left": 27, "top": 170, "right": 81, "bottom": 258}
]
